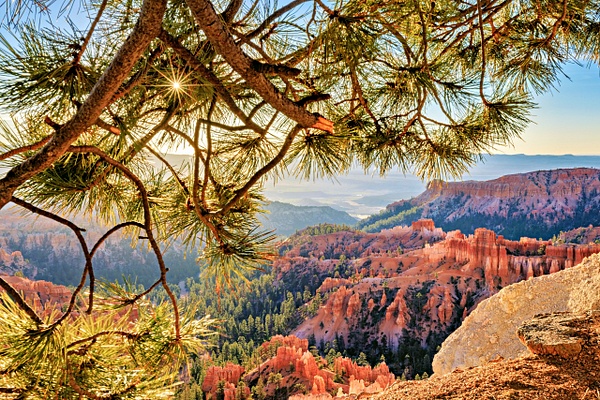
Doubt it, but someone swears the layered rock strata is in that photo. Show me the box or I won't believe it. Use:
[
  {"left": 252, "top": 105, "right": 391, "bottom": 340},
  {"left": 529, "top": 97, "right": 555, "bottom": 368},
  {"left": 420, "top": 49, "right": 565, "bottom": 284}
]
[
  {"left": 291, "top": 222, "right": 600, "bottom": 352},
  {"left": 376, "top": 168, "right": 600, "bottom": 239},
  {"left": 432, "top": 253, "right": 600, "bottom": 375}
]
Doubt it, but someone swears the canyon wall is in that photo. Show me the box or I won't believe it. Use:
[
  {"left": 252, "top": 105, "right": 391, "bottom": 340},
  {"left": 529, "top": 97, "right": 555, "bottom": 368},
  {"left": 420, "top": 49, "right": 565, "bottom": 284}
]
[
  {"left": 288, "top": 221, "right": 600, "bottom": 373},
  {"left": 361, "top": 168, "right": 600, "bottom": 239},
  {"left": 432, "top": 252, "right": 600, "bottom": 375}
]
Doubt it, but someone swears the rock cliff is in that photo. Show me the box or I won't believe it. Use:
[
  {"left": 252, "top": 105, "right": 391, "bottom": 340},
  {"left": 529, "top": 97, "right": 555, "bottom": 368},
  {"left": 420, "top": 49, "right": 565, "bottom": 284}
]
[
  {"left": 236, "top": 335, "right": 393, "bottom": 399},
  {"left": 358, "top": 168, "right": 600, "bottom": 240},
  {"left": 0, "top": 274, "right": 71, "bottom": 313},
  {"left": 284, "top": 220, "right": 600, "bottom": 376},
  {"left": 431, "top": 252, "right": 600, "bottom": 375}
]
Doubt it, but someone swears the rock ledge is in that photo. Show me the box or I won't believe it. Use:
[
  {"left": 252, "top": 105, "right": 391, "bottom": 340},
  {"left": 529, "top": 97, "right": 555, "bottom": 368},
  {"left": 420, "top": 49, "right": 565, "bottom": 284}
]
[{"left": 517, "top": 312, "right": 590, "bottom": 358}]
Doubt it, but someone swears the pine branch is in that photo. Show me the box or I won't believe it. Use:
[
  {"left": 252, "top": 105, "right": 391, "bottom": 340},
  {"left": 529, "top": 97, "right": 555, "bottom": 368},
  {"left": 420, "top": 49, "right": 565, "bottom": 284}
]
[
  {"left": 251, "top": 60, "right": 302, "bottom": 77},
  {"left": 158, "top": 29, "right": 266, "bottom": 134},
  {"left": 68, "top": 372, "right": 108, "bottom": 400},
  {"left": 185, "top": 0, "right": 333, "bottom": 132},
  {"left": 10, "top": 196, "right": 95, "bottom": 321},
  {"left": 72, "top": 101, "right": 121, "bottom": 135},
  {"left": 146, "top": 147, "right": 190, "bottom": 195},
  {"left": 90, "top": 222, "right": 145, "bottom": 277},
  {"left": 0, "top": 0, "right": 167, "bottom": 210},
  {"left": 0, "top": 135, "right": 52, "bottom": 162},
  {"left": 164, "top": 125, "right": 217, "bottom": 187},
  {"left": 216, "top": 124, "right": 302, "bottom": 216},
  {"left": 245, "top": 0, "right": 310, "bottom": 40},
  {"left": 349, "top": 66, "right": 381, "bottom": 133},
  {"left": 220, "top": 0, "right": 244, "bottom": 24},
  {"left": 67, "top": 145, "right": 181, "bottom": 339},
  {"left": 67, "top": 330, "right": 142, "bottom": 350},
  {"left": 73, "top": 0, "right": 109, "bottom": 66},
  {"left": 477, "top": 0, "right": 490, "bottom": 105},
  {"left": 111, "top": 45, "right": 165, "bottom": 102},
  {"left": 0, "top": 276, "right": 43, "bottom": 325},
  {"left": 88, "top": 222, "right": 147, "bottom": 311},
  {"left": 198, "top": 96, "right": 216, "bottom": 209}
]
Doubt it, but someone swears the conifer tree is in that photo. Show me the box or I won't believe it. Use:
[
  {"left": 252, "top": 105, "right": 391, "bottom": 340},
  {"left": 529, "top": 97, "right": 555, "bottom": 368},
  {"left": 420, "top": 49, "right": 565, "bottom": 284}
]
[{"left": 1, "top": 0, "right": 600, "bottom": 398}]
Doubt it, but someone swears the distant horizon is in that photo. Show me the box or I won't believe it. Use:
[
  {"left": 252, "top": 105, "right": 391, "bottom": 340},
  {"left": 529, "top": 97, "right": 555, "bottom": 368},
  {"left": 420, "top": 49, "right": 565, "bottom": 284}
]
[{"left": 262, "top": 154, "right": 600, "bottom": 218}]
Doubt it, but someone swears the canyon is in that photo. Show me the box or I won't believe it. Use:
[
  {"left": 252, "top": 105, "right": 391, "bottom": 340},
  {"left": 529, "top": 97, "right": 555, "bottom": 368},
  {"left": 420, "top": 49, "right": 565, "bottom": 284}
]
[
  {"left": 186, "top": 219, "right": 600, "bottom": 399},
  {"left": 277, "top": 219, "right": 600, "bottom": 376},
  {"left": 3, "top": 219, "right": 600, "bottom": 399}
]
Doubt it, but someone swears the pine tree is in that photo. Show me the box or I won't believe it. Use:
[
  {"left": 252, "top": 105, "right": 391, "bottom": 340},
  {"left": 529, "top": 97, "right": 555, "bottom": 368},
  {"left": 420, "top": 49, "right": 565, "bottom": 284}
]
[
  {"left": 1, "top": 0, "right": 600, "bottom": 397},
  {"left": 357, "top": 352, "right": 369, "bottom": 366}
]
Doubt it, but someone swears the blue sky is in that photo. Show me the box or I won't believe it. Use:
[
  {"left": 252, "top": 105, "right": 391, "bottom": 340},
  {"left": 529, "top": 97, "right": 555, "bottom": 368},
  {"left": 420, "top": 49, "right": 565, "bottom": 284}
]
[{"left": 497, "top": 63, "right": 600, "bottom": 155}]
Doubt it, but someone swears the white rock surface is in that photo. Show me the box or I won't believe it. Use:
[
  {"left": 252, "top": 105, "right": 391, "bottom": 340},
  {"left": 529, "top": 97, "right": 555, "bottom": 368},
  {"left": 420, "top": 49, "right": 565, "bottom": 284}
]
[{"left": 432, "top": 253, "right": 600, "bottom": 375}]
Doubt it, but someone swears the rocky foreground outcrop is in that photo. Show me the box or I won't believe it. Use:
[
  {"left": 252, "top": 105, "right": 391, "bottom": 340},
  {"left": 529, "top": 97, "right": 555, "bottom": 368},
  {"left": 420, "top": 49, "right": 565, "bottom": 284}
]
[
  {"left": 368, "top": 310, "right": 600, "bottom": 400},
  {"left": 432, "top": 253, "right": 600, "bottom": 375},
  {"left": 516, "top": 312, "right": 594, "bottom": 358}
]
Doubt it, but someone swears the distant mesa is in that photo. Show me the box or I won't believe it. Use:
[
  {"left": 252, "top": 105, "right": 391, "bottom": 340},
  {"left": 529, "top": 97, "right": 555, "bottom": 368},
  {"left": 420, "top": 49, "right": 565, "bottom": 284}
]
[{"left": 358, "top": 168, "right": 600, "bottom": 240}]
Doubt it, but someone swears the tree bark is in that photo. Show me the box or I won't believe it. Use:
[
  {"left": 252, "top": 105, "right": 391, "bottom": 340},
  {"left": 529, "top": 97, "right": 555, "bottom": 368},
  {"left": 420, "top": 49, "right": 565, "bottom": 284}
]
[{"left": 185, "top": 0, "right": 333, "bottom": 132}]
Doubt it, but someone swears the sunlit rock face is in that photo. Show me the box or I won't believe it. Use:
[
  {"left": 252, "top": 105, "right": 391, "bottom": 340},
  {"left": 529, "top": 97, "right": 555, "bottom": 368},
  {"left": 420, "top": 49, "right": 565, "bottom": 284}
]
[
  {"left": 286, "top": 221, "right": 600, "bottom": 359},
  {"left": 432, "top": 253, "right": 600, "bottom": 376},
  {"left": 380, "top": 168, "right": 600, "bottom": 239}
]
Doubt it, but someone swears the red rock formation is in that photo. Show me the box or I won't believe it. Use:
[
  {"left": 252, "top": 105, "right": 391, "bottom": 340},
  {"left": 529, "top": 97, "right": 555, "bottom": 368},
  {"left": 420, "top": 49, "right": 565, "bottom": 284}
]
[
  {"left": 387, "top": 168, "right": 600, "bottom": 239},
  {"left": 411, "top": 219, "right": 435, "bottom": 231},
  {"left": 333, "top": 358, "right": 394, "bottom": 387},
  {"left": 346, "top": 293, "right": 361, "bottom": 318},
  {"left": 275, "top": 223, "right": 446, "bottom": 272},
  {"left": 292, "top": 222, "right": 600, "bottom": 354},
  {"left": 0, "top": 275, "right": 71, "bottom": 313},
  {"left": 557, "top": 225, "right": 600, "bottom": 244},
  {"left": 202, "top": 363, "right": 247, "bottom": 400},
  {"left": 261, "top": 335, "right": 309, "bottom": 353},
  {"left": 401, "top": 168, "right": 600, "bottom": 209},
  {"left": 240, "top": 336, "right": 394, "bottom": 399},
  {"left": 0, "top": 248, "right": 25, "bottom": 266},
  {"left": 437, "top": 287, "right": 455, "bottom": 326},
  {"left": 318, "top": 277, "right": 351, "bottom": 293}
]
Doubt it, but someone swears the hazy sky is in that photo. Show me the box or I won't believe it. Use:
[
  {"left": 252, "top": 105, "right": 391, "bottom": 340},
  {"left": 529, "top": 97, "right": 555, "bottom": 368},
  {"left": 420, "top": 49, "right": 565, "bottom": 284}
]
[{"left": 496, "top": 63, "right": 600, "bottom": 155}]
